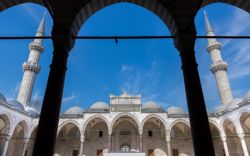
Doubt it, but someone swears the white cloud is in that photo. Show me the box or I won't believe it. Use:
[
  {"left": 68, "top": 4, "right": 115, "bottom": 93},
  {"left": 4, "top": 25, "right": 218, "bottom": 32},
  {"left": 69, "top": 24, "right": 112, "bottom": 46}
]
[{"left": 62, "top": 93, "right": 78, "bottom": 104}]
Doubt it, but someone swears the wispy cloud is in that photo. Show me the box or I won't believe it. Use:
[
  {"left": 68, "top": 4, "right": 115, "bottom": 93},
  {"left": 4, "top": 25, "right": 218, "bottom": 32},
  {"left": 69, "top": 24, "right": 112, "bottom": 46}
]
[
  {"left": 62, "top": 93, "right": 78, "bottom": 104},
  {"left": 6, "top": 82, "right": 20, "bottom": 101},
  {"left": 21, "top": 4, "right": 42, "bottom": 23}
]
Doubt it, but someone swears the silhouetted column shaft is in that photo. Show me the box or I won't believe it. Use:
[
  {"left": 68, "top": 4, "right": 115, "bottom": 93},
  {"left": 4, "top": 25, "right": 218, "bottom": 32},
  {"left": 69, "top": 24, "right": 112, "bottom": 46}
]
[
  {"left": 180, "top": 49, "right": 215, "bottom": 156},
  {"left": 32, "top": 44, "right": 69, "bottom": 156}
]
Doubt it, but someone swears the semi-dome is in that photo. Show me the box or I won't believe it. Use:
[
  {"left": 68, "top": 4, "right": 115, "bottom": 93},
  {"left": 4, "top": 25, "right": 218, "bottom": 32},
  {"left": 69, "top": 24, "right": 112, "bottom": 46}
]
[
  {"left": 89, "top": 102, "right": 109, "bottom": 110},
  {"left": 167, "top": 106, "right": 185, "bottom": 115},
  {"left": 65, "top": 106, "right": 84, "bottom": 114},
  {"left": 142, "top": 101, "right": 161, "bottom": 110},
  {"left": 25, "top": 106, "right": 39, "bottom": 116},
  {"left": 244, "top": 91, "right": 250, "bottom": 100},
  {"left": 8, "top": 100, "right": 25, "bottom": 110},
  {"left": 0, "top": 93, "right": 7, "bottom": 102}
]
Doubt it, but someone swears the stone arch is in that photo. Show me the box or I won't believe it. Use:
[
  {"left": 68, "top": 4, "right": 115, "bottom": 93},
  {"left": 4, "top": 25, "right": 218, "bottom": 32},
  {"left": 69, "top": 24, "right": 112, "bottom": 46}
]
[
  {"left": 237, "top": 108, "right": 250, "bottom": 122},
  {"left": 0, "top": 0, "right": 46, "bottom": 12},
  {"left": 169, "top": 119, "right": 193, "bottom": 156},
  {"left": 0, "top": 114, "right": 11, "bottom": 135},
  {"left": 57, "top": 120, "right": 81, "bottom": 136},
  {"left": 209, "top": 119, "right": 222, "bottom": 135},
  {"left": 201, "top": 0, "right": 250, "bottom": 13},
  {"left": 111, "top": 113, "right": 141, "bottom": 132},
  {"left": 141, "top": 114, "right": 168, "bottom": 154},
  {"left": 209, "top": 120, "right": 224, "bottom": 155},
  {"left": 71, "top": 0, "right": 177, "bottom": 37},
  {"left": 141, "top": 114, "right": 167, "bottom": 131},
  {"left": 222, "top": 118, "right": 244, "bottom": 155},
  {"left": 55, "top": 120, "right": 81, "bottom": 156},
  {"left": 6, "top": 120, "right": 28, "bottom": 156},
  {"left": 239, "top": 111, "right": 250, "bottom": 153},
  {"left": 11, "top": 120, "right": 28, "bottom": 139},
  {"left": 167, "top": 119, "right": 190, "bottom": 131},
  {"left": 82, "top": 114, "right": 110, "bottom": 132}
]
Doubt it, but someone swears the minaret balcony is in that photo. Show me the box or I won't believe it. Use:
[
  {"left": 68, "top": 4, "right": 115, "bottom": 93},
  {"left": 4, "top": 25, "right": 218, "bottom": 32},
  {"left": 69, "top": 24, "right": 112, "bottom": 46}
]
[
  {"left": 29, "top": 42, "right": 44, "bottom": 52},
  {"left": 210, "top": 61, "right": 228, "bottom": 73},
  {"left": 22, "top": 62, "right": 41, "bottom": 73},
  {"left": 206, "top": 41, "right": 221, "bottom": 52}
]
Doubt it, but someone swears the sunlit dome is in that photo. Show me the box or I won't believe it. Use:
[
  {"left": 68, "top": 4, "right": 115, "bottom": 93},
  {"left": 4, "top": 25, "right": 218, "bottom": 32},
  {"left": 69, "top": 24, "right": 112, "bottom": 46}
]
[
  {"left": 89, "top": 102, "right": 109, "bottom": 110},
  {"left": 8, "top": 100, "right": 25, "bottom": 110},
  {"left": 0, "top": 93, "right": 7, "bottom": 102},
  {"left": 142, "top": 101, "right": 161, "bottom": 110},
  {"left": 167, "top": 106, "right": 185, "bottom": 115},
  {"left": 65, "top": 106, "right": 84, "bottom": 114},
  {"left": 25, "top": 106, "right": 39, "bottom": 116},
  {"left": 244, "top": 91, "right": 250, "bottom": 100}
]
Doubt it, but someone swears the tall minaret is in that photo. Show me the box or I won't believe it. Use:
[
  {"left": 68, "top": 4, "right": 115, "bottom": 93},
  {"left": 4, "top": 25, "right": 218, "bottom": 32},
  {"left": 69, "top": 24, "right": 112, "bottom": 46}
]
[
  {"left": 17, "top": 13, "right": 46, "bottom": 106},
  {"left": 204, "top": 11, "right": 233, "bottom": 105}
]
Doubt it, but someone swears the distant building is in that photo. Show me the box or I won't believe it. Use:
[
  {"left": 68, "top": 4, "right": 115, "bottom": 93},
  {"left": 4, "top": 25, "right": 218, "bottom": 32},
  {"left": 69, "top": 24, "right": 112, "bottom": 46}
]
[{"left": 0, "top": 12, "right": 249, "bottom": 156}]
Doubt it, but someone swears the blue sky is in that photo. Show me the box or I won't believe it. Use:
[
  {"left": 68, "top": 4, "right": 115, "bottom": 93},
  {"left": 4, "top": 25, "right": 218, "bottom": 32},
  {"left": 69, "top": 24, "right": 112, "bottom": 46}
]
[{"left": 0, "top": 2, "right": 249, "bottom": 113}]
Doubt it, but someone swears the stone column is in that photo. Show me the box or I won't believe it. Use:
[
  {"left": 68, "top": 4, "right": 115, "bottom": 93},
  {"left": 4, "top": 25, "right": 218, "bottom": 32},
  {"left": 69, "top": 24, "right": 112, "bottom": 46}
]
[
  {"left": 166, "top": 130, "right": 172, "bottom": 156},
  {"left": 238, "top": 133, "right": 249, "bottom": 156},
  {"left": 79, "top": 135, "right": 84, "bottom": 156},
  {"left": 139, "top": 134, "right": 143, "bottom": 152},
  {"left": 221, "top": 135, "right": 230, "bottom": 156},
  {"left": 108, "top": 134, "right": 112, "bottom": 152},
  {"left": 1, "top": 135, "right": 10, "bottom": 156},
  {"left": 32, "top": 30, "right": 73, "bottom": 156},
  {"left": 179, "top": 48, "right": 215, "bottom": 156},
  {"left": 22, "top": 139, "right": 29, "bottom": 156}
]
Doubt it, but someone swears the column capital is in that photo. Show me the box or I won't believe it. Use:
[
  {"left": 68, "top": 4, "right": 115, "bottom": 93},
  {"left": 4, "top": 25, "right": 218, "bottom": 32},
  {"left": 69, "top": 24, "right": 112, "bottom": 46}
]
[{"left": 165, "top": 130, "right": 171, "bottom": 142}]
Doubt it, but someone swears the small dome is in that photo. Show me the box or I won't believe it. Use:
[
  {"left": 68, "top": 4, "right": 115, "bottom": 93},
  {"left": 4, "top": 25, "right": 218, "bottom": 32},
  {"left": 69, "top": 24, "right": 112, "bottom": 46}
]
[
  {"left": 8, "top": 100, "right": 25, "bottom": 110},
  {"left": 90, "top": 102, "right": 109, "bottom": 110},
  {"left": 142, "top": 101, "right": 161, "bottom": 110},
  {"left": 244, "top": 91, "right": 250, "bottom": 100},
  {"left": 0, "top": 93, "right": 7, "bottom": 102},
  {"left": 25, "top": 106, "right": 39, "bottom": 116},
  {"left": 167, "top": 106, "right": 185, "bottom": 115},
  {"left": 65, "top": 106, "right": 84, "bottom": 114}
]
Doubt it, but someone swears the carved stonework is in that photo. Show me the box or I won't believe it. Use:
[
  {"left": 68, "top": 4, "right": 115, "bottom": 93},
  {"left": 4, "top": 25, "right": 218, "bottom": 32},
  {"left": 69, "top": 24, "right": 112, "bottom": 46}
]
[
  {"left": 29, "top": 42, "right": 44, "bottom": 52},
  {"left": 22, "top": 62, "right": 41, "bottom": 73},
  {"left": 206, "top": 41, "right": 221, "bottom": 52},
  {"left": 210, "top": 61, "right": 228, "bottom": 73}
]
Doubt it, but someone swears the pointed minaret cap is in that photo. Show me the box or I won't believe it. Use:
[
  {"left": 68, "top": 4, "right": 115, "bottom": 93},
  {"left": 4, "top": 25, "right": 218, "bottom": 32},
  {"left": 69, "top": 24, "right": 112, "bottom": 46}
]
[
  {"left": 204, "top": 10, "right": 214, "bottom": 33},
  {"left": 36, "top": 11, "right": 46, "bottom": 35}
]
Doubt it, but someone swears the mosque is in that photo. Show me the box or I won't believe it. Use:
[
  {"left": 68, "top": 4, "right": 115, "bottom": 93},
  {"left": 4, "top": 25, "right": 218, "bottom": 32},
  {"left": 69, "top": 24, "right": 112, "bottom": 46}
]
[{"left": 0, "top": 12, "right": 249, "bottom": 156}]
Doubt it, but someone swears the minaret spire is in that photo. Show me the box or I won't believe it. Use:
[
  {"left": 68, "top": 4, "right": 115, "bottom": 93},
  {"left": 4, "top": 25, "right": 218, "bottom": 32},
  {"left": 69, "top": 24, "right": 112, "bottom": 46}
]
[
  {"left": 17, "top": 13, "right": 46, "bottom": 106},
  {"left": 204, "top": 11, "right": 213, "bottom": 33},
  {"left": 204, "top": 11, "right": 233, "bottom": 105}
]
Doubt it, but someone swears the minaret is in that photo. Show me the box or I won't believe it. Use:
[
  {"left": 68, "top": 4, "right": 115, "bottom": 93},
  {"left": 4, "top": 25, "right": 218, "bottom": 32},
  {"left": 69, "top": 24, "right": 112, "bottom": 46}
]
[
  {"left": 17, "top": 13, "right": 46, "bottom": 106},
  {"left": 204, "top": 11, "right": 233, "bottom": 105}
]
